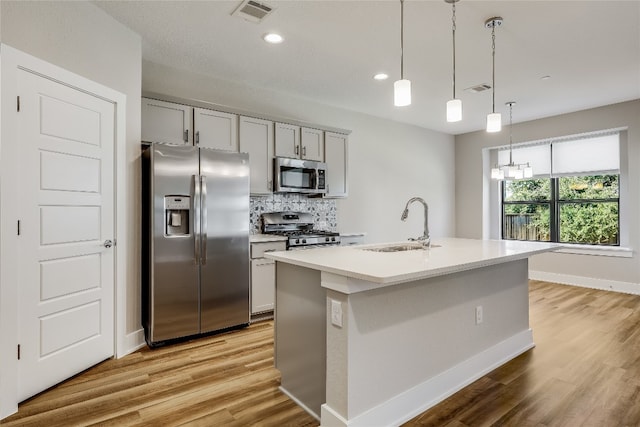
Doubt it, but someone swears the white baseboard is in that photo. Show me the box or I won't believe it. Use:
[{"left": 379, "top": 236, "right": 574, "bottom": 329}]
[
  {"left": 118, "top": 328, "right": 146, "bottom": 358},
  {"left": 320, "top": 329, "right": 534, "bottom": 427},
  {"left": 530, "top": 270, "right": 640, "bottom": 295}
]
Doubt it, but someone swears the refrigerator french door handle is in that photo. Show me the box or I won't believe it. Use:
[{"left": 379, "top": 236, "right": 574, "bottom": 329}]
[
  {"left": 193, "top": 174, "right": 201, "bottom": 265},
  {"left": 201, "top": 175, "right": 208, "bottom": 265}
]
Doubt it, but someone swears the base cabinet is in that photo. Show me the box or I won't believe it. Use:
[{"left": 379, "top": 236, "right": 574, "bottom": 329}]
[
  {"left": 340, "top": 234, "right": 365, "bottom": 246},
  {"left": 250, "top": 240, "right": 286, "bottom": 315},
  {"left": 251, "top": 259, "right": 276, "bottom": 313}
]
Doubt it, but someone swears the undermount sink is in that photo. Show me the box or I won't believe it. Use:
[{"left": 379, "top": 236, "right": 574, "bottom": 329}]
[{"left": 361, "top": 243, "right": 440, "bottom": 252}]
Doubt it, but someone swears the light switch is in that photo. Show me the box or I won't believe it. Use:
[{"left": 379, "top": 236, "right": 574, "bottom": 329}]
[{"left": 331, "top": 299, "right": 343, "bottom": 328}]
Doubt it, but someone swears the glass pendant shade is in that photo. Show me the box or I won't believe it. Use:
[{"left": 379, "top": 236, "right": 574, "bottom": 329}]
[
  {"left": 446, "top": 99, "right": 462, "bottom": 122},
  {"left": 394, "top": 79, "right": 412, "bottom": 107},
  {"left": 513, "top": 168, "right": 524, "bottom": 180},
  {"left": 486, "top": 112, "right": 502, "bottom": 132},
  {"left": 523, "top": 165, "right": 533, "bottom": 178},
  {"left": 491, "top": 167, "right": 504, "bottom": 180}
]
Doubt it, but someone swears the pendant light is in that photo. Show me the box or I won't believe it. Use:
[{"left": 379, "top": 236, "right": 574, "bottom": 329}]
[
  {"left": 485, "top": 17, "right": 502, "bottom": 132},
  {"left": 394, "top": 0, "right": 411, "bottom": 106},
  {"left": 445, "top": 0, "right": 461, "bottom": 122},
  {"left": 490, "top": 102, "right": 533, "bottom": 180}
]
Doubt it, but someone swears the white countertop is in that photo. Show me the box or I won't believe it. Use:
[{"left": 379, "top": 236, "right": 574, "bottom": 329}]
[
  {"left": 264, "top": 237, "right": 558, "bottom": 285},
  {"left": 250, "top": 234, "right": 288, "bottom": 243}
]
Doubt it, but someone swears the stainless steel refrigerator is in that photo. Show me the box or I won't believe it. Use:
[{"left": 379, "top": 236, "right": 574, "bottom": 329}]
[{"left": 142, "top": 144, "right": 250, "bottom": 346}]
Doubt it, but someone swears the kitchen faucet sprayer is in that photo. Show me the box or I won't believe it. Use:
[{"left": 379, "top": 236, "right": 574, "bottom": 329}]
[{"left": 401, "top": 197, "right": 430, "bottom": 248}]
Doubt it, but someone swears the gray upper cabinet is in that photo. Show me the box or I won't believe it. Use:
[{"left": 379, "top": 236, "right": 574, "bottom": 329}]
[
  {"left": 274, "top": 122, "right": 300, "bottom": 158},
  {"left": 275, "top": 123, "right": 324, "bottom": 161},
  {"left": 300, "top": 127, "right": 324, "bottom": 162},
  {"left": 193, "top": 107, "right": 238, "bottom": 152},
  {"left": 142, "top": 98, "right": 192, "bottom": 145},
  {"left": 324, "top": 132, "right": 348, "bottom": 198},
  {"left": 142, "top": 95, "right": 348, "bottom": 197},
  {"left": 239, "top": 116, "right": 274, "bottom": 194}
]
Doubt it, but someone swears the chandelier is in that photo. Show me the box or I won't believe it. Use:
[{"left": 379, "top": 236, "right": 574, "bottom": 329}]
[{"left": 490, "top": 102, "right": 533, "bottom": 180}]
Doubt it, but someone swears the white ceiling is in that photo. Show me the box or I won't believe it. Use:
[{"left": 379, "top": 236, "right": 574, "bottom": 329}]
[{"left": 94, "top": 0, "right": 640, "bottom": 135}]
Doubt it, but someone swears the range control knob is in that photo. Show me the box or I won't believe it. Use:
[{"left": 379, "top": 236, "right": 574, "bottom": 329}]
[
  {"left": 302, "top": 239, "right": 307, "bottom": 244},
  {"left": 331, "top": 237, "right": 336, "bottom": 241},
  {"left": 325, "top": 237, "right": 330, "bottom": 242},
  {"left": 295, "top": 239, "right": 300, "bottom": 244}
]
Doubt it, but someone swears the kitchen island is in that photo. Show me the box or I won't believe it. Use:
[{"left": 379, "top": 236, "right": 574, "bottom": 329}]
[{"left": 265, "top": 238, "right": 557, "bottom": 427}]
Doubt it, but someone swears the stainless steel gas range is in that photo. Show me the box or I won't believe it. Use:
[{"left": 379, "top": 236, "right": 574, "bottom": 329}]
[{"left": 261, "top": 211, "right": 340, "bottom": 249}]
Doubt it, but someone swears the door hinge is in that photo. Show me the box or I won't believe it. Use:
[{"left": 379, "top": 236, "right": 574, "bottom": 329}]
[
  {"left": 17, "top": 344, "right": 21, "bottom": 360},
  {"left": 17, "top": 220, "right": 21, "bottom": 235},
  {"left": 17, "top": 96, "right": 20, "bottom": 112}
]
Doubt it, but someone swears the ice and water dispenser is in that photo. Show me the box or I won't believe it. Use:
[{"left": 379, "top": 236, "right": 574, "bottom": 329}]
[{"left": 164, "top": 196, "right": 190, "bottom": 236}]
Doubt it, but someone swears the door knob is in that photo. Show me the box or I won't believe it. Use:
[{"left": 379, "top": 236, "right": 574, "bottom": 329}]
[{"left": 103, "top": 239, "right": 114, "bottom": 248}]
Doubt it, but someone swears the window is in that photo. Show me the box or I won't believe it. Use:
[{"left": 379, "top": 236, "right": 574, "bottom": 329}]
[
  {"left": 498, "top": 131, "right": 621, "bottom": 246},
  {"left": 502, "top": 175, "right": 620, "bottom": 245}
]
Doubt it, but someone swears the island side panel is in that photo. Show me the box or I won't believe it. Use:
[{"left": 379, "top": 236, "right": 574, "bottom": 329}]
[
  {"left": 324, "top": 258, "right": 532, "bottom": 424},
  {"left": 274, "top": 261, "right": 326, "bottom": 419}
]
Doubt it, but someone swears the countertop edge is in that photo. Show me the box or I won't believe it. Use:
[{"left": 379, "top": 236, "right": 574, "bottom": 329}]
[
  {"left": 265, "top": 239, "right": 559, "bottom": 290},
  {"left": 250, "top": 234, "right": 288, "bottom": 243}
]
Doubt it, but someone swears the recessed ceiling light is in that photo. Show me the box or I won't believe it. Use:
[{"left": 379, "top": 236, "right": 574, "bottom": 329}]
[
  {"left": 263, "top": 33, "right": 283, "bottom": 44},
  {"left": 541, "top": 75, "right": 552, "bottom": 80},
  {"left": 373, "top": 73, "right": 389, "bottom": 81}
]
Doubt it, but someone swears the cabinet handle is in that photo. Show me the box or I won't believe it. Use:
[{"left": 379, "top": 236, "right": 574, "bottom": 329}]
[
  {"left": 184, "top": 129, "right": 189, "bottom": 143},
  {"left": 295, "top": 145, "right": 299, "bottom": 155},
  {"left": 195, "top": 131, "right": 200, "bottom": 145},
  {"left": 302, "top": 146, "right": 307, "bottom": 157}
]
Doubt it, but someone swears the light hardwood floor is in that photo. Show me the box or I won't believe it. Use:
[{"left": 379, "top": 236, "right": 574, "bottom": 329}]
[{"left": 3, "top": 280, "right": 640, "bottom": 426}]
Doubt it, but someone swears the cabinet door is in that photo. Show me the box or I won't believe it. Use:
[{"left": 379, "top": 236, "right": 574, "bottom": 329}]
[
  {"left": 240, "top": 116, "right": 274, "bottom": 194},
  {"left": 141, "top": 98, "right": 192, "bottom": 145},
  {"left": 324, "top": 132, "right": 348, "bottom": 197},
  {"left": 251, "top": 258, "right": 275, "bottom": 314},
  {"left": 301, "top": 127, "right": 324, "bottom": 161},
  {"left": 274, "top": 122, "right": 300, "bottom": 158},
  {"left": 340, "top": 235, "right": 364, "bottom": 246},
  {"left": 194, "top": 107, "right": 238, "bottom": 152}
]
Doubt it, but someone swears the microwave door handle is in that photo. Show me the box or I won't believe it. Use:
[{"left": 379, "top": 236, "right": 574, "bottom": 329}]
[
  {"left": 201, "top": 175, "right": 207, "bottom": 265},
  {"left": 193, "top": 174, "right": 200, "bottom": 265}
]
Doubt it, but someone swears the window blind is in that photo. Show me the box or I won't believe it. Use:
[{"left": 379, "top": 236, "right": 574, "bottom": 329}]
[
  {"left": 551, "top": 133, "right": 619, "bottom": 176},
  {"left": 498, "top": 143, "right": 551, "bottom": 177}
]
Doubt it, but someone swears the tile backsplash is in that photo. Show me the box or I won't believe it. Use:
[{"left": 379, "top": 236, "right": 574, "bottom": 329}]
[{"left": 250, "top": 193, "right": 337, "bottom": 234}]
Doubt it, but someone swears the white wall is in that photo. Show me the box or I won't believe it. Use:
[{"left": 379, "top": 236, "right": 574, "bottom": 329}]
[
  {"left": 0, "top": 1, "right": 142, "bottom": 336},
  {"left": 455, "top": 100, "right": 640, "bottom": 288},
  {"left": 142, "top": 61, "right": 456, "bottom": 243}
]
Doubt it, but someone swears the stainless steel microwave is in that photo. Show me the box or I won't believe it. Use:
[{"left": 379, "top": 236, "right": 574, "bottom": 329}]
[{"left": 274, "top": 157, "right": 327, "bottom": 195}]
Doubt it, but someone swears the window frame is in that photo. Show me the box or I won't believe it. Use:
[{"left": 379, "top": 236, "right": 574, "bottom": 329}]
[{"left": 501, "top": 175, "right": 620, "bottom": 246}]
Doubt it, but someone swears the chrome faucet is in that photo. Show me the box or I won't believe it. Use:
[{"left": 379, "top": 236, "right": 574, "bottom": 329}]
[{"left": 401, "top": 197, "right": 430, "bottom": 248}]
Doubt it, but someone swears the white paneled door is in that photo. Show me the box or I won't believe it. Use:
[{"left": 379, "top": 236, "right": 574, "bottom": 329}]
[{"left": 16, "top": 69, "right": 115, "bottom": 401}]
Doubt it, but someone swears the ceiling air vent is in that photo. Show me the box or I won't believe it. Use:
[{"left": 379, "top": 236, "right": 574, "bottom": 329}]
[
  {"left": 465, "top": 83, "right": 492, "bottom": 93},
  {"left": 232, "top": 0, "right": 275, "bottom": 23}
]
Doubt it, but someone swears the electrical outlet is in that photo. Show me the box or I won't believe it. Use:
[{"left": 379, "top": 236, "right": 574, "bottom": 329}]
[
  {"left": 331, "top": 299, "right": 343, "bottom": 328},
  {"left": 475, "top": 305, "right": 483, "bottom": 325}
]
